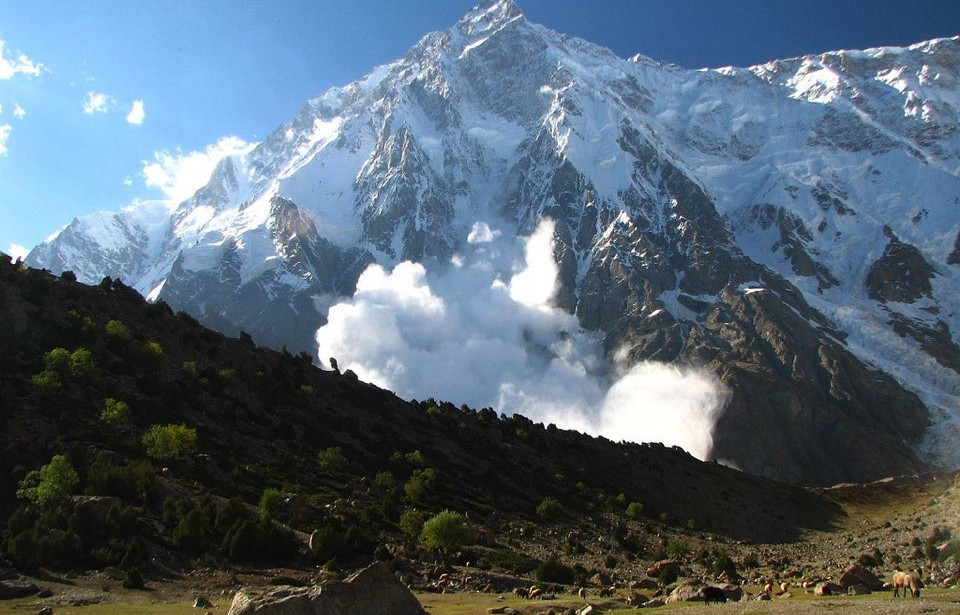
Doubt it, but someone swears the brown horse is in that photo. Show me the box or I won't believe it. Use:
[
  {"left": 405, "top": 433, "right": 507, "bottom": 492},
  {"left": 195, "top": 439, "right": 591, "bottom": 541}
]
[{"left": 892, "top": 570, "right": 922, "bottom": 598}]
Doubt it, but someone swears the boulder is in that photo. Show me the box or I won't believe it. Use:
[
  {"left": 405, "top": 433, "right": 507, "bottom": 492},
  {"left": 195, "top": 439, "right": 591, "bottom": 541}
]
[
  {"left": 718, "top": 583, "right": 743, "bottom": 602},
  {"left": 665, "top": 581, "right": 703, "bottom": 603},
  {"left": 226, "top": 562, "right": 425, "bottom": 615},
  {"left": 0, "top": 581, "right": 40, "bottom": 600},
  {"left": 587, "top": 572, "right": 611, "bottom": 588},
  {"left": 815, "top": 581, "right": 844, "bottom": 596},
  {"left": 847, "top": 584, "right": 871, "bottom": 595},
  {"left": 838, "top": 564, "right": 884, "bottom": 591},
  {"left": 645, "top": 560, "right": 679, "bottom": 580},
  {"left": 631, "top": 578, "right": 659, "bottom": 590}
]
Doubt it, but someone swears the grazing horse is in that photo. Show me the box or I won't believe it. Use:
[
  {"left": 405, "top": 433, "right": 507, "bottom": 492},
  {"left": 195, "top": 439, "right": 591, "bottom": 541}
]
[{"left": 893, "top": 570, "right": 922, "bottom": 598}]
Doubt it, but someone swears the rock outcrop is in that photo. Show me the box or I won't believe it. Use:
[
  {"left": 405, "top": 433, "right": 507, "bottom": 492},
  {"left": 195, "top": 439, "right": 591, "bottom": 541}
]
[{"left": 226, "top": 563, "right": 425, "bottom": 615}]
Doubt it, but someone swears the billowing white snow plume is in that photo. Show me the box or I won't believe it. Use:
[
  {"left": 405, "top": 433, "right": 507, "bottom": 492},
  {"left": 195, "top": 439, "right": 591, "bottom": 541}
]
[{"left": 316, "top": 219, "right": 729, "bottom": 459}]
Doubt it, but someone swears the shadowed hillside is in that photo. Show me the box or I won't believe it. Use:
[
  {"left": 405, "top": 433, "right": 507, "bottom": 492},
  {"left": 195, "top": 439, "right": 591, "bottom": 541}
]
[{"left": 0, "top": 255, "right": 841, "bottom": 583}]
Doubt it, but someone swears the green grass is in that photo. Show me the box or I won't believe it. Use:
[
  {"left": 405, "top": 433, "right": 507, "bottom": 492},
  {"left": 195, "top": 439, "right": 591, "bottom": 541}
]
[{"left": 0, "top": 599, "right": 228, "bottom": 615}]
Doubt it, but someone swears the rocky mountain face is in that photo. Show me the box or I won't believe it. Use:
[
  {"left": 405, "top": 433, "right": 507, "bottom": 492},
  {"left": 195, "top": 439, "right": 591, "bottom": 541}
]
[{"left": 25, "top": 1, "right": 960, "bottom": 485}]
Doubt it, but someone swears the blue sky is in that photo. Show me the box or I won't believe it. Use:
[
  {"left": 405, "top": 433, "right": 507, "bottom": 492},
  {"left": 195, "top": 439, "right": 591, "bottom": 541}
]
[{"left": 2, "top": 0, "right": 959, "bottom": 258}]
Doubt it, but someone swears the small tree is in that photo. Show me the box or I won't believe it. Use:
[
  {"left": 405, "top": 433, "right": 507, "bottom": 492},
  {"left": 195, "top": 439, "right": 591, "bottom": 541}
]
[
  {"left": 536, "top": 496, "right": 564, "bottom": 521},
  {"left": 317, "top": 446, "right": 347, "bottom": 472},
  {"left": 404, "top": 468, "right": 436, "bottom": 502},
  {"left": 421, "top": 510, "right": 471, "bottom": 565},
  {"left": 16, "top": 454, "right": 79, "bottom": 507},
  {"left": 106, "top": 319, "right": 132, "bottom": 340},
  {"left": 258, "top": 487, "right": 284, "bottom": 520},
  {"left": 666, "top": 537, "right": 691, "bottom": 559},
  {"left": 536, "top": 553, "right": 575, "bottom": 584},
  {"left": 143, "top": 424, "right": 197, "bottom": 459},
  {"left": 69, "top": 348, "right": 97, "bottom": 378},
  {"left": 44, "top": 347, "right": 72, "bottom": 376},
  {"left": 100, "top": 398, "right": 131, "bottom": 424},
  {"left": 399, "top": 509, "right": 427, "bottom": 538}
]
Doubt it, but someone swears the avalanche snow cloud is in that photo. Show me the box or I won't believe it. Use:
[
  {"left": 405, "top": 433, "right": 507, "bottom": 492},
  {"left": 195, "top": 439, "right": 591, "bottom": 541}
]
[{"left": 316, "top": 219, "right": 730, "bottom": 459}]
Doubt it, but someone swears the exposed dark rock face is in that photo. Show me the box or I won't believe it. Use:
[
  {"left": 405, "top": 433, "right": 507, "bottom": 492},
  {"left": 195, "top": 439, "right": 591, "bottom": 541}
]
[
  {"left": 949, "top": 230, "right": 960, "bottom": 265},
  {"left": 865, "top": 226, "right": 935, "bottom": 303}
]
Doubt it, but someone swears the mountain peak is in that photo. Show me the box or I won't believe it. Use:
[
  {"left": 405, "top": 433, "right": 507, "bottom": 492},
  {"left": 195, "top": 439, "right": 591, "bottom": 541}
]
[{"left": 456, "top": 0, "right": 524, "bottom": 37}]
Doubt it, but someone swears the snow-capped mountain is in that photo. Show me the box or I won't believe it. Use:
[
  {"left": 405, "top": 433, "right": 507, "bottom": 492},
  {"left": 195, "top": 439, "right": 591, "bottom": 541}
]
[{"left": 26, "top": 1, "right": 960, "bottom": 485}]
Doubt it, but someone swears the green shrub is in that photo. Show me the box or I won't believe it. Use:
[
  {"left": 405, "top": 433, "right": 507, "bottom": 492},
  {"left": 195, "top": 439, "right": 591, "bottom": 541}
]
[
  {"left": 658, "top": 565, "right": 678, "bottom": 585},
  {"left": 141, "top": 341, "right": 163, "bottom": 361},
  {"left": 100, "top": 398, "right": 130, "bottom": 424},
  {"left": 16, "top": 454, "right": 79, "bottom": 507},
  {"left": 399, "top": 509, "right": 427, "bottom": 537},
  {"left": 536, "top": 496, "right": 564, "bottom": 521},
  {"left": 44, "top": 347, "right": 71, "bottom": 376},
  {"left": 535, "top": 553, "right": 575, "bottom": 584},
  {"left": 122, "top": 567, "right": 144, "bottom": 589},
  {"left": 106, "top": 319, "right": 132, "bottom": 340},
  {"left": 318, "top": 446, "right": 346, "bottom": 472},
  {"left": 258, "top": 487, "right": 284, "bottom": 520},
  {"left": 421, "top": 510, "right": 471, "bottom": 563},
  {"left": 31, "top": 369, "right": 61, "bottom": 391},
  {"left": 474, "top": 547, "right": 539, "bottom": 574},
  {"left": 85, "top": 458, "right": 156, "bottom": 502},
  {"left": 68, "top": 348, "right": 97, "bottom": 378},
  {"left": 142, "top": 423, "right": 197, "bottom": 459},
  {"left": 216, "top": 496, "right": 249, "bottom": 535},
  {"left": 404, "top": 468, "right": 436, "bottom": 502},
  {"left": 172, "top": 507, "right": 211, "bottom": 553},
  {"left": 626, "top": 502, "right": 644, "bottom": 518},
  {"left": 666, "top": 537, "right": 690, "bottom": 559},
  {"left": 375, "top": 470, "right": 397, "bottom": 490}
]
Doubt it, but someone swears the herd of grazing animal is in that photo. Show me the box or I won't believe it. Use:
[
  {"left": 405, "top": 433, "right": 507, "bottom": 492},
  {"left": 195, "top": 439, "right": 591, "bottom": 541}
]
[{"left": 505, "top": 567, "right": 930, "bottom": 606}]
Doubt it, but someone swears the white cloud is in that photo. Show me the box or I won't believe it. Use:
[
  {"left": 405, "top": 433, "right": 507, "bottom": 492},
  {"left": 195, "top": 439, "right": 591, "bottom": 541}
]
[
  {"left": 0, "top": 124, "right": 11, "bottom": 155},
  {"left": 13, "top": 103, "right": 25, "bottom": 119},
  {"left": 6, "top": 243, "right": 29, "bottom": 261},
  {"left": 82, "top": 91, "right": 109, "bottom": 115},
  {"left": 142, "top": 136, "right": 255, "bottom": 203},
  {"left": 467, "top": 221, "right": 501, "bottom": 244},
  {"left": 126, "top": 100, "right": 145, "bottom": 125},
  {"left": 0, "top": 39, "right": 43, "bottom": 80},
  {"left": 508, "top": 220, "right": 558, "bottom": 308},
  {"left": 316, "top": 218, "right": 730, "bottom": 460}
]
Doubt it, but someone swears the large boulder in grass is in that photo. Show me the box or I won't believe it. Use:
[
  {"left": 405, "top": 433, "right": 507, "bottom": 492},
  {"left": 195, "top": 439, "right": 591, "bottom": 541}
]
[
  {"left": 0, "top": 581, "right": 40, "bottom": 600},
  {"left": 838, "top": 564, "right": 884, "bottom": 591},
  {"left": 226, "top": 562, "right": 425, "bottom": 615}
]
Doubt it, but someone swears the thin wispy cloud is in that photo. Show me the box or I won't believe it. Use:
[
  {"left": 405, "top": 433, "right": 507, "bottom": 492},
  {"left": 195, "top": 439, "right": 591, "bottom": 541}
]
[
  {"left": 82, "top": 91, "right": 109, "bottom": 115},
  {"left": 142, "top": 136, "right": 254, "bottom": 203},
  {"left": 0, "top": 39, "right": 43, "bottom": 80},
  {"left": 126, "top": 100, "right": 145, "bottom": 125},
  {"left": 0, "top": 124, "right": 11, "bottom": 155},
  {"left": 13, "top": 104, "right": 25, "bottom": 119}
]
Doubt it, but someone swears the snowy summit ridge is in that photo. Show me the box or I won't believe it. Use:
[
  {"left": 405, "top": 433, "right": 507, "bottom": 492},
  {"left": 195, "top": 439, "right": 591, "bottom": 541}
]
[{"left": 26, "top": 2, "right": 960, "bottom": 486}]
